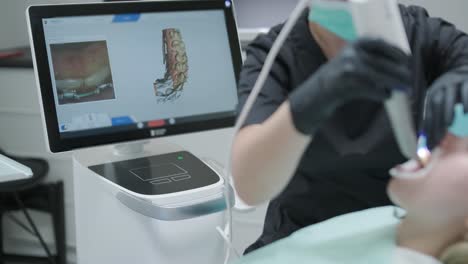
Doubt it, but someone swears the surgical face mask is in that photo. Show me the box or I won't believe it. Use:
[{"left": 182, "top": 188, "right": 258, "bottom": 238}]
[{"left": 309, "top": 0, "right": 357, "bottom": 41}]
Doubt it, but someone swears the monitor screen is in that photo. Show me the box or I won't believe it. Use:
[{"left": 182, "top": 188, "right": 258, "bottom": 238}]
[{"left": 28, "top": 1, "right": 242, "bottom": 152}]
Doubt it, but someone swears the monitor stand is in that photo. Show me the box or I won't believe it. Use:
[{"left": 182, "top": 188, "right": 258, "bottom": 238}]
[{"left": 112, "top": 140, "right": 150, "bottom": 157}]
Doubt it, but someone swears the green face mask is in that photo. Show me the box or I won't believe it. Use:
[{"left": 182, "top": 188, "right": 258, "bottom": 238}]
[{"left": 308, "top": 0, "right": 358, "bottom": 41}]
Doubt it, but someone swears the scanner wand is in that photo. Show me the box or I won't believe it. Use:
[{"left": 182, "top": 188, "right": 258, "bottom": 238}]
[{"left": 384, "top": 90, "right": 420, "bottom": 161}]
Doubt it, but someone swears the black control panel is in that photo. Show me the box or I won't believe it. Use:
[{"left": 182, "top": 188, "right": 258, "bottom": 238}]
[{"left": 89, "top": 151, "right": 221, "bottom": 195}]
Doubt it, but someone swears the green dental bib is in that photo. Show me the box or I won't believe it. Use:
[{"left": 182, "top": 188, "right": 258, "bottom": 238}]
[{"left": 237, "top": 206, "right": 399, "bottom": 264}]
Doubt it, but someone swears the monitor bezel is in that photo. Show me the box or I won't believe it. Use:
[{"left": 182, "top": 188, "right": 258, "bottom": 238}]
[{"left": 27, "top": 0, "right": 242, "bottom": 153}]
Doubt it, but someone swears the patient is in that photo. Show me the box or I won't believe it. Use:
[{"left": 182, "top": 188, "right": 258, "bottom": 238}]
[
  {"left": 390, "top": 134, "right": 468, "bottom": 264},
  {"left": 236, "top": 134, "right": 468, "bottom": 264}
]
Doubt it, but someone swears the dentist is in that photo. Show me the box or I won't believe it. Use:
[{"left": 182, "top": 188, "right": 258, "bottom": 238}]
[{"left": 233, "top": 4, "right": 468, "bottom": 254}]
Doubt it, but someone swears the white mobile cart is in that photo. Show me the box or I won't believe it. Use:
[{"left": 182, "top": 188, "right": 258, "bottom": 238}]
[{"left": 73, "top": 140, "right": 231, "bottom": 264}]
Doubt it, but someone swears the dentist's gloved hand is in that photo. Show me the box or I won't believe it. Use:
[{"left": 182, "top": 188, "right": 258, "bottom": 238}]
[
  {"left": 423, "top": 68, "right": 468, "bottom": 149},
  {"left": 289, "top": 38, "right": 411, "bottom": 135}
]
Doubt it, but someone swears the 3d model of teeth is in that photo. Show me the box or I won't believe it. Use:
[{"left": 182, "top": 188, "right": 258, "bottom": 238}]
[
  {"left": 154, "top": 28, "right": 189, "bottom": 102},
  {"left": 52, "top": 41, "right": 114, "bottom": 101}
]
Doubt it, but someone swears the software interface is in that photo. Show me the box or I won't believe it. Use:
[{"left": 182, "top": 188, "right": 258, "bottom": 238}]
[{"left": 42, "top": 10, "right": 238, "bottom": 137}]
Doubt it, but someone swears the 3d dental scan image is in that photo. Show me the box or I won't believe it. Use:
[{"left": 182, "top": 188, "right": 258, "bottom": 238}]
[
  {"left": 50, "top": 40, "right": 115, "bottom": 104},
  {"left": 154, "top": 28, "right": 189, "bottom": 102}
]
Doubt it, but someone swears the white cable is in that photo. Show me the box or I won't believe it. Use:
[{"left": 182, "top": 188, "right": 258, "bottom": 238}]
[{"left": 218, "top": 0, "right": 311, "bottom": 263}]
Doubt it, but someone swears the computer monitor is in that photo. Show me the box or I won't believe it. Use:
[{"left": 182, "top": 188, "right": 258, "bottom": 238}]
[{"left": 27, "top": 0, "right": 242, "bottom": 153}]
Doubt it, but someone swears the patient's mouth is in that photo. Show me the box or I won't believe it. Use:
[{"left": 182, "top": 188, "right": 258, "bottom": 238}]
[
  {"left": 390, "top": 133, "right": 468, "bottom": 180},
  {"left": 51, "top": 41, "right": 114, "bottom": 101},
  {"left": 56, "top": 66, "right": 112, "bottom": 91},
  {"left": 389, "top": 158, "right": 435, "bottom": 179}
]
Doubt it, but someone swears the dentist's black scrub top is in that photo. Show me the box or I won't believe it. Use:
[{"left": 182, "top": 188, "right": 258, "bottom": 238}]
[{"left": 239, "top": 5, "right": 468, "bottom": 254}]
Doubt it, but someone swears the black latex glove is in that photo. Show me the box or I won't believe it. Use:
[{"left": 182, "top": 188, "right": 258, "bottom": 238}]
[
  {"left": 423, "top": 68, "right": 468, "bottom": 149},
  {"left": 289, "top": 38, "right": 411, "bottom": 135}
]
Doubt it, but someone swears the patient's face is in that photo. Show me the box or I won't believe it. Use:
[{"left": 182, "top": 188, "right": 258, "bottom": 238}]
[{"left": 388, "top": 134, "right": 468, "bottom": 223}]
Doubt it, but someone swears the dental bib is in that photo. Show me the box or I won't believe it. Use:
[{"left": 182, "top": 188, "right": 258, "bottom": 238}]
[{"left": 237, "top": 206, "right": 399, "bottom": 264}]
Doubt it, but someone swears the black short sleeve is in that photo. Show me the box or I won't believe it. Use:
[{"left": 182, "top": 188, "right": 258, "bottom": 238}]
[
  {"left": 237, "top": 26, "right": 292, "bottom": 127},
  {"left": 400, "top": 5, "right": 468, "bottom": 83}
]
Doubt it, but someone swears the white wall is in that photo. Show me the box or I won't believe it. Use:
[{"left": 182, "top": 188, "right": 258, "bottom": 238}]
[{"left": 0, "top": 0, "right": 98, "bottom": 49}]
